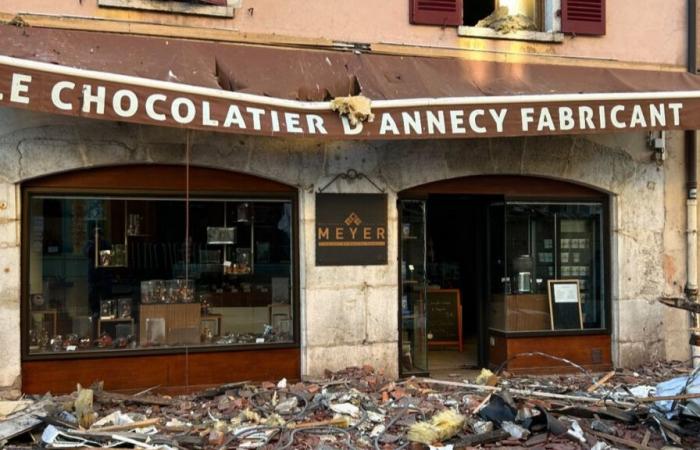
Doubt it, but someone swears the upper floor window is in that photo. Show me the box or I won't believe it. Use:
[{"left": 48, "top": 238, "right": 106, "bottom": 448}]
[
  {"left": 97, "top": 0, "right": 240, "bottom": 18},
  {"left": 410, "top": 0, "right": 605, "bottom": 40}
]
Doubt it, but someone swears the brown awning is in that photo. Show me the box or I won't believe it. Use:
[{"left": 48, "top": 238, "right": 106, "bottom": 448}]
[{"left": 2, "top": 24, "right": 700, "bottom": 140}]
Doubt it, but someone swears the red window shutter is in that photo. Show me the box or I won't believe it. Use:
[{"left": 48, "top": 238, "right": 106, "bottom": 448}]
[
  {"left": 410, "top": 0, "right": 462, "bottom": 26},
  {"left": 561, "top": 0, "right": 605, "bottom": 35}
]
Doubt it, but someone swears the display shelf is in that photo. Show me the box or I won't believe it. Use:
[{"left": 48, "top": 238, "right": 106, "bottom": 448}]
[
  {"left": 31, "top": 309, "right": 58, "bottom": 337},
  {"left": 98, "top": 317, "right": 135, "bottom": 337}
]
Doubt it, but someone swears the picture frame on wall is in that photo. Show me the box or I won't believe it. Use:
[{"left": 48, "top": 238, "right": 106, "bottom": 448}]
[{"left": 547, "top": 280, "right": 584, "bottom": 330}]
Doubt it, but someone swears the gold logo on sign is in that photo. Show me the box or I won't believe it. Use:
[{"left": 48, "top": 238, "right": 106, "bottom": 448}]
[
  {"left": 344, "top": 212, "right": 362, "bottom": 226},
  {"left": 317, "top": 211, "right": 385, "bottom": 247}
]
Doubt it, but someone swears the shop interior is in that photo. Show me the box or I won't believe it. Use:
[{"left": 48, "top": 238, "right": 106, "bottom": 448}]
[
  {"left": 400, "top": 194, "right": 605, "bottom": 376},
  {"left": 26, "top": 195, "right": 294, "bottom": 355},
  {"left": 424, "top": 196, "right": 493, "bottom": 374}
]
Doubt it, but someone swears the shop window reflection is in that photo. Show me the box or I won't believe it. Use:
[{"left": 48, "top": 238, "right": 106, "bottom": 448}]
[
  {"left": 489, "top": 202, "right": 605, "bottom": 333},
  {"left": 27, "top": 195, "right": 294, "bottom": 355}
]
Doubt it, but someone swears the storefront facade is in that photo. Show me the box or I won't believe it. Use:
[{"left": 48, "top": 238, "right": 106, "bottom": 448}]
[
  {"left": 0, "top": 1, "right": 698, "bottom": 393},
  {"left": 0, "top": 103, "right": 692, "bottom": 392}
]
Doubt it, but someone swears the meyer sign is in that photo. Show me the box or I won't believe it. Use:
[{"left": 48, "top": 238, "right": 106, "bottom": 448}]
[
  {"left": 315, "top": 194, "right": 387, "bottom": 266},
  {"left": 0, "top": 59, "right": 698, "bottom": 140}
]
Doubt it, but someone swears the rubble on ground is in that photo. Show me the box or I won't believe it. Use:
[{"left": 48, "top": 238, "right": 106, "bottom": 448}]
[{"left": 1, "top": 360, "right": 700, "bottom": 449}]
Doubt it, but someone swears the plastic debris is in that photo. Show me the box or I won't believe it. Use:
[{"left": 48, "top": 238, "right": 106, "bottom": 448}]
[
  {"left": 329, "top": 402, "right": 360, "bottom": 418},
  {"left": 501, "top": 420, "right": 530, "bottom": 439},
  {"left": 654, "top": 366, "right": 700, "bottom": 418}
]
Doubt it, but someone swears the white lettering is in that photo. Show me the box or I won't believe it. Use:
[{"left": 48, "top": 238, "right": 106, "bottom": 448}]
[
  {"left": 81, "top": 84, "right": 106, "bottom": 115},
  {"left": 537, "top": 107, "right": 556, "bottom": 131},
  {"left": 307, "top": 114, "right": 328, "bottom": 134},
  {"left": 559, "top": 107, "right": 575, "bottom": 131},
  {"left": 468, "top": 109, "right": 487, "bottom": 133},
  {"left": 284, "top": 112, "right": 303, "bottom": 133},
  {"left": 669, "top": 102, "right": 683, "bottom": 126},
  {"left": 598, "top": 105, "right": 607, "bottom": 129},
  {"left": 521, "top": 108, "right": 535, "bottom": 131},
  {"left": 610, "top": 105, "right": 626, "bottom": 128},
  {"left": 489, "top": 108, "right": 507, "bottom": 132},
  {"left": 145, "top": 94, "right": 167, "bottom": 121},
  {"left": 112, "top": 89, "right": 138, "bottom": 118},
  {"left": 10, "top": 73, "right": 31, "bottom": 104},
  {"left": 578, "top": 106, "right": 595, "bottom": 130},
  {"left": 202, "top": 101, "right": 219, "bottom": 126},
  {"left": 51, "top": 81, "right": 75, "bottom": 111},
  {"left": 629, "top": 104, "right": 647, "bottom": 128},
  {"left": 223, "top": 105, "right": 246, "bottom": 128},
  {"left": 402, "top": 111, "right": 422, "bottom": 134},
  {"left": 171, "top": 97, "right": 196, "bottom": 124},
  {"left": 426, "top": 110, "right": 446, "bottom": 135},
  {"left": 246, "top": 107, "right": 265, "bottom": 130},
  {"left": 271, "top": 110, "right": 280, "bottom": 132},
  {"left": 649, "top": 104, "right": 666, "bottom": 127},
  {"left": 450, "top": 110, "right": 466, "bottom": 134},
  {"left": 379, "top": 113, "right": 400, "bottom": 135},
  {"left": 341, "top": 116, "right": 363, "bottom": 135}
]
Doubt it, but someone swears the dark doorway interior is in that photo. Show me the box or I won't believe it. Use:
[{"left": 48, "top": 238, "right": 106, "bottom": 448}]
[
  {"left": 463, "top": 0, "right": 496, "bottom": 26},
  {"left": 425, "top": 195, "right": 498, "bottom": 373}
]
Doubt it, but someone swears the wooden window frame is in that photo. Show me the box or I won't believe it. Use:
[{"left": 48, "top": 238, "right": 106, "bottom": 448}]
[
  {"left": 20, "top": 165, "right": 301, "bottom": 362},
  {"left": 397, "top": 175, "right": 612, "bottom": 340}
]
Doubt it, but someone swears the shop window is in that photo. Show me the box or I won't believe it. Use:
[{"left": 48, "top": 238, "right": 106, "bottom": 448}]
[
  {"left": 97, "top": 0, "right": 240, "bottom": 18},
  {"left": 489, "top": 202, "right": 606, "bottom": 333},
  {"left": 25, "top": 194, "right": 294, "bottom": 356}
]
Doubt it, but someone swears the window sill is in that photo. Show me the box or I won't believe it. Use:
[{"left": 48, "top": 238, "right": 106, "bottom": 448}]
[
  {"left": 97, "top": 0, "right": 240, "bottom": 18},
  {"left": 489, "top": 328, "right": 609, "bottom": 338},
  {"left": 23, "top": 341, "right": 299, "bottom": 361},
  {"left": 458, "top": 26, "right": 564, "bottom": 43}
]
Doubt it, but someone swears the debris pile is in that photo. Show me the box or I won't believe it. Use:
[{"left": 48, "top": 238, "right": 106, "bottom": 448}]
[
  {"left": 476, "top": 7, "right": 539, "bottom": 34},
  {"left": 2, "top": 362, "right": 700, "bottom": 449},
  {"left": 330, "top": 95, "right": 374, "bottom": 126}
]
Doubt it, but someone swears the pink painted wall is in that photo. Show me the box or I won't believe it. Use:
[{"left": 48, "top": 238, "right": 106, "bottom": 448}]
[{"left": 0, "top": 0, "right": 688, "bottom": 67}]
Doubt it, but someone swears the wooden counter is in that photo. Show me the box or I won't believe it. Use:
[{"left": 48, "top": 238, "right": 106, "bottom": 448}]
[{"left": 490, "top": 293, "right": 550, "bottom": 331}]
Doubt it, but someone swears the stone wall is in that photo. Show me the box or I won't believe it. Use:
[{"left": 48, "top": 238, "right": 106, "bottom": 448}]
[{"left": 0, "top": 108, "right": 692, "bottom": 388}]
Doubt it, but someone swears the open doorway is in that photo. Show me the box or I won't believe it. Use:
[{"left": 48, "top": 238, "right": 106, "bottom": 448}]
[
  {"left": 399, "top": 194, "right": 501, "bottom": 376},
  {"left": 425, "top": 196, "right": 496, "bottom": 375}
]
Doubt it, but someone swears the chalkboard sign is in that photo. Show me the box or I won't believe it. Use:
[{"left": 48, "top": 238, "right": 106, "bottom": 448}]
[
  {"left": 547, "top": 280, "right": 583, "bottom": 330},
  {"left": 426, "top": 289, "right": 462, "bottom": 351}
]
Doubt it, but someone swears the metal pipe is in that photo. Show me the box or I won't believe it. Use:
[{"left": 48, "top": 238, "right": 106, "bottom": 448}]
[
  {"left": 687, "top": 136, "right": 700, "bottom": 369},
  {"left": 688, "top": 0, "right": 700, "bottom": 368}
]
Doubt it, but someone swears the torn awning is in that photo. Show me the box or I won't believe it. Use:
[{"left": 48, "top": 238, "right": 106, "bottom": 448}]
[{"left": 3, "top": 25, "right": 700, "bottom": 140}]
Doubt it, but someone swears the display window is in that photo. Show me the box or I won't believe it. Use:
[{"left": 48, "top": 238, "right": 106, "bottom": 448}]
[
  {"left": 25, "top": 194, "right": 294, "bottom": 356},
  {"left": 489, "top": 201, "right": 606, "bottom": 333}
]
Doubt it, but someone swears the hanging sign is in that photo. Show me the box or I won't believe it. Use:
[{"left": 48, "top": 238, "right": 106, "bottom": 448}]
[{"left": 315, "top": 194, "right": 387, "bottom": 266}]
